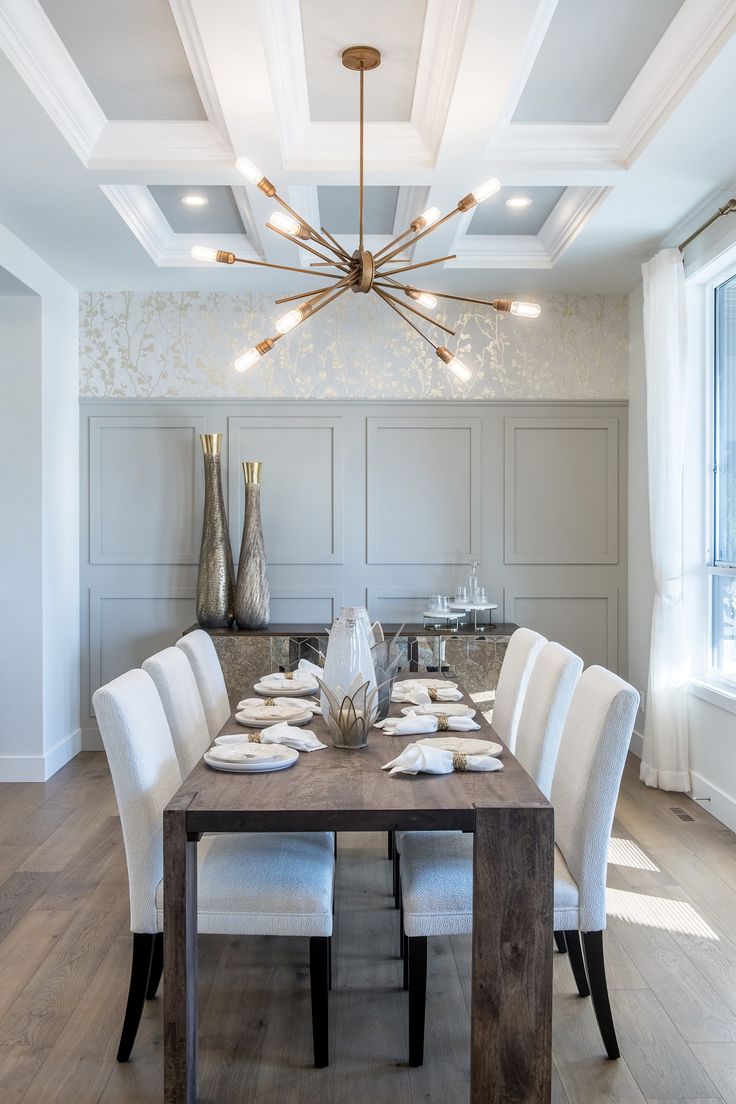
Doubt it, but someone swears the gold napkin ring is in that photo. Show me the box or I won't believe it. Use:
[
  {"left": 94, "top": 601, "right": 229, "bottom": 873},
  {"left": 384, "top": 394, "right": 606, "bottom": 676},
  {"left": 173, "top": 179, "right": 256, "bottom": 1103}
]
[
  {"left": 247, "top": 732, "right": 261, "bottom": 743},
  {"left": 428, "top": 688, "right": 438, "bottom": 701},
  {"left": 437, "top": 714, "right": 450, "bottom": 731},
  {"left": 264, "top": 698, "right": 276, "bottom": 706},
  {"left": 284, "top": 671, "right": 294, "bottom": 680},
  {"left": 452, "top": 752, "right": 467, "bottom": 772}
]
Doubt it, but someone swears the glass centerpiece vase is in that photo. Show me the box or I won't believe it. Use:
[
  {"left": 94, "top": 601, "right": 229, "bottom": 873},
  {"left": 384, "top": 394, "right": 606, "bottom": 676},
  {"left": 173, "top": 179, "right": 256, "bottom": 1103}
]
[
  {"left": 320, "top": 614, "right": 377, "bottom": 721},
  {"left": 316, "top": 675, "right": 378, "bottom": 749},
  {"left": 371, "top": 626, "right": 404, "bottom": 720}
]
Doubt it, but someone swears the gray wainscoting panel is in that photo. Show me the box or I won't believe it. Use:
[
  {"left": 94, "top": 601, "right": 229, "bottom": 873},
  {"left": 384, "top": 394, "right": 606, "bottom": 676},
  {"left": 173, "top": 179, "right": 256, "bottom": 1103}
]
[
  {"left": 504, "top": 417, "right": 619, "bottom": 564},
  {"left": 503, "top": 585, "right": 619, "bottom": 669},
  {"left": 89, "top": 415, "right": 205, "bottom": 565},
  {"left": 88, "top": 584, "right": 196, "bottom": 718},
  {"left": 366, "top": 416, "right": 482, "bottom": 564},
  {"left": 80, "top": 398, "right": 627, "bottom": 745},
  {"left": 228, "top": 416, "right": 344, "bottom": 564}
]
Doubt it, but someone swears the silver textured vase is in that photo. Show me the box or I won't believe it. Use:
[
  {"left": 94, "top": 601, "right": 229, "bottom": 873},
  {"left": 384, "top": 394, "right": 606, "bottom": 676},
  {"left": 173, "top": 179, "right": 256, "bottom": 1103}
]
[
  {"left": 235, "top": 461, "right": 270, "bottom": 629},
  {"left": 196, "top": 433, "right": 234, "bottom": 629}
]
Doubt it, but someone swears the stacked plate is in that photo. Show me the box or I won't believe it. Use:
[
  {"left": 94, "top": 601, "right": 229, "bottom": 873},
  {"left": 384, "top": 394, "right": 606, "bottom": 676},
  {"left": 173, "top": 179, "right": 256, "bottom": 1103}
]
[
  {"left": 254, "top": 672, "right": 319, "bottom": 697},
  {"left": 401, "top": 702, "right": 476, "bottom": 718},
  {"left": 408, "top": 678, "right": 459, "bottom": 690},
  {"left": 235, "top": 699, "right": 312, "bottom": 728},
  {"left": 417, "top": 735, "right": 503, "bottom": 757},
  {"left": 204, "top": 744, "right": 298, "bottom": 773}
]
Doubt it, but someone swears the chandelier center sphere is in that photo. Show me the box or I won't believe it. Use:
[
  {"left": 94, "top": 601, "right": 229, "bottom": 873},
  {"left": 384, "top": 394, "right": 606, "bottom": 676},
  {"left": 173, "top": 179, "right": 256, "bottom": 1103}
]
[{"left": 351, "top": 250, "right": 375, "bottom": 294}]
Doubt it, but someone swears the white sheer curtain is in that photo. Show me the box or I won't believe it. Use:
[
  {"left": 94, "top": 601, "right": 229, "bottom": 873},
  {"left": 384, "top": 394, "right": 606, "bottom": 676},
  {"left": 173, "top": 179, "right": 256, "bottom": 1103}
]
[{"left": 640, "top": 248, "right": 691, "bottom": 791}]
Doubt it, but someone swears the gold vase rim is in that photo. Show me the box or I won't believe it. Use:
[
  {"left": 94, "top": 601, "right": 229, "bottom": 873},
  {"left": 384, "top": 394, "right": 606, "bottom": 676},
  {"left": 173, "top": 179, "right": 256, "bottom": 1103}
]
[
  {"left": 243, "top": 460, "right": 263, "bottom": 484},
  {"left": 200, "top": 433, "right": 222, "bottom": 455}
]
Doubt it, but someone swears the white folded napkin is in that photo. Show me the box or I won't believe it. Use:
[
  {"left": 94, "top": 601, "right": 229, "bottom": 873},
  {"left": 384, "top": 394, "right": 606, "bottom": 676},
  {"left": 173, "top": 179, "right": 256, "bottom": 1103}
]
[
  {"left": 381, "top": 741, "right": 503, "bottom": 776},
  {"left": 223, "top": 722, "right": 326, "bottom": 752},
  {"left": 391, "top": 684, "right": 463, "bottom": 704},
  {"left": 237, "top": 695, "right": 319, "bottom": 715},
  {"left": 259, "top": 670, "right": 319, "bottom": 691},
  {"left": 375, "top": 710, "right": 481, "bottom": 736}
]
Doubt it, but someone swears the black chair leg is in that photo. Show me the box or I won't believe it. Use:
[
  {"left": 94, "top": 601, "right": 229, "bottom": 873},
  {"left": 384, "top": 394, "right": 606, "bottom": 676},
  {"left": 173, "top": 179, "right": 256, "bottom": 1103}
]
[
  {"left": 403, "top": 932, "right": 409, "bottom": 990},
  {"left": 328, "top": 935, "right": 332, "bottom": 991},
  {"left": 554, "top": 930, "right": 567, "bottom": 954},
  {"left": 309, "top": 936, "right": 330, "bottom": 1068},
  {"left": 407, "top": 936, "right": 427, "bottom": 1067},
  {"left": 145, "top": 932, "right": 163, "bottom": 1000},
  {"left": 393, "top": 851, "right": 401, "bottom": 910},
  {"left": 564, "top": 930, "right": 590, "bottom": 998},
  {"left": 582, "top": 930, "right": 619, "bottom": 1060},
  {"left": 117, "top": 933, "right": 155, "bottom": 1062},
  {"left": 388, "top": 831, "right": 395, "bottom": 860}
]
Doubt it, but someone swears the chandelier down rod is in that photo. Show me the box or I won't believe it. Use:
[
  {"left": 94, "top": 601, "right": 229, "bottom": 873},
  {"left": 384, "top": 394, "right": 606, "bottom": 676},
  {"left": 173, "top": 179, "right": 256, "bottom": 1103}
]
[{"left": 191, "top": 44, "right": 542, "bottom": 381}]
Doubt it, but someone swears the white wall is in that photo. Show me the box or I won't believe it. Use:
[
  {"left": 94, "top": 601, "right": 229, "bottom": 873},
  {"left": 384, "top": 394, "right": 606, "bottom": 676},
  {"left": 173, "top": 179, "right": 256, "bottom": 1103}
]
[
  {"left": 0, "top": 223, "right": 80, "bottom": 780},
  {"left": 0, "top": 295, "right": 44, "bottom": 766}
]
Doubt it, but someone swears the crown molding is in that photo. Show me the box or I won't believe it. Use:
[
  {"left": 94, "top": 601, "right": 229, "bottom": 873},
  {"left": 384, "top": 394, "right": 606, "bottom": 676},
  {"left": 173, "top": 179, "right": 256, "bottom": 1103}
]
[
  {"left": 88, "top": 121, "right": 233, "bottom": 170},
  {"left": 100, "top": 184, "right": 256, "bottom": 267},
  {"left": 168, "top": 0, "right": 231, "bottom": 140},
  {"left": 0, "top": 0, "right": 105, "bottom": 162},
  {"left": 538, "top": 186, "right": 610, "bottom": 263}
]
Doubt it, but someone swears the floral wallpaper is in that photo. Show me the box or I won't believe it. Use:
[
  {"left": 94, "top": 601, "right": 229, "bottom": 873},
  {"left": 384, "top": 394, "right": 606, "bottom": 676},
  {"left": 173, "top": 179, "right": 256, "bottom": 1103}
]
[{"left": 79, "top": 290, "right": 628, "bottom": 400}]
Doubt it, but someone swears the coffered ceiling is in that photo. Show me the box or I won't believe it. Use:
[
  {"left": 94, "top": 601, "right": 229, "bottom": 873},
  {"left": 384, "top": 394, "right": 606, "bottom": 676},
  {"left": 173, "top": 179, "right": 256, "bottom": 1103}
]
[{"left": 1, "top": 0, "right": 735, "bottom": 292}]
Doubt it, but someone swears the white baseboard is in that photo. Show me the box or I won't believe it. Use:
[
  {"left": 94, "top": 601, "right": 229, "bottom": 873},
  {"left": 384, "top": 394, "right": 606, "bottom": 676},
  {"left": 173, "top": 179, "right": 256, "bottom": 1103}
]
[
  {"left": 629, "top": 728, "right": 643, "bottom": 759},
  {"left": 0, "top": 727, "right": 82, "bottom": 782},
  {"left": 689, "top": 768, "right": 736, "bottom": 835}
]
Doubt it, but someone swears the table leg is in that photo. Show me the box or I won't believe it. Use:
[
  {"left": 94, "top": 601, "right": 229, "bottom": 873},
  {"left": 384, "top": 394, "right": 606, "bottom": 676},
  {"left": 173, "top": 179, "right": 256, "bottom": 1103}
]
[
  {"left": 470, "top": 804, "right": 553, "bottom": 1104},
  {"left": 164, "top": 796, "right": 199, "bottom": 1104}
]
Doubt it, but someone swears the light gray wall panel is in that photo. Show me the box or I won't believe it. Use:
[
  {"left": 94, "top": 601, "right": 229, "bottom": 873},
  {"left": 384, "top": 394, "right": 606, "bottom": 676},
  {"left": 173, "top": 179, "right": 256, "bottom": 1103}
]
[
  {"left": 80, "top": 398, "right": 628, "bottom": 742},
  {"left": 504, "top": 417, "right": 619, "bottom": 564},
  {"left": 228, "top": 416, "right": 344, "bottom": 564},
  {"left": 503, "top": 585, "right": 618, "bottom": 669},
  {"left": 90, "top": 415, "right": 204, "bottom": 564},
  {"left": 367, "top": 416, "right": 481, "bottom": 564},
  {"left": 88, "top": 584, "right": 195, "bottom": 717}
]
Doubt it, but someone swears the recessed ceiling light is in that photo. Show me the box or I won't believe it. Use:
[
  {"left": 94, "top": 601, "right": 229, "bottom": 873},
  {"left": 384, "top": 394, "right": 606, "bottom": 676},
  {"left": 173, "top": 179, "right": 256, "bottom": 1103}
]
[
  {"left": 505, "top": 196, "right": 532, "bottom": 209},
  {"left": 182, "top": 194, "right": 209, "bottom": 207}
]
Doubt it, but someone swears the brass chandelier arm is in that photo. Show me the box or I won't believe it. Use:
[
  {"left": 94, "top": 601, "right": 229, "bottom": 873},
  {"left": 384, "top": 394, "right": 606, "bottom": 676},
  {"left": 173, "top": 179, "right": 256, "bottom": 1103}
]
[
  {"left": 372, "top": 227, "right": 413, "bottom": 262},
  {"left": 294, "top": 279, "right": 356, "bottom": 330},
  {"left": 320, "top": 226, "right": 351, "bottom": 260},
  {"left": 266, "top": 224, "right": 351, "bottom": 270},
  {"left": 309, "top": 260, "right": 351, "bottom": 267},
  {"left": 373, "top": 288, "right": 439, "bottom": 350},
  {"left": 374, "top": 287, "right": 456, "bottom": 336},
  {"left": 231, "top": 256, "right": 347, "bottom": 279},
  {"left": 377, "top": 207, "right": 461, "bottom": 266},
  {"left": 274, "top": 277, "right": 347, "bottom": 305},
  {"left": 378, "top": 254, "right": 457, "bottom": 277},
  {"left": 398, "top": 286, "right": 513, "bottom": 310},
  {"left": 271, "top": 192, "right": 333, "bottom": 252}
]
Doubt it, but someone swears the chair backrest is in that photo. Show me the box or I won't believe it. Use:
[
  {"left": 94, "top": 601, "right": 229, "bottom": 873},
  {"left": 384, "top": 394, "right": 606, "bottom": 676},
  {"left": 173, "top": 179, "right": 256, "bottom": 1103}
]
[
  {"left": 92, "top": 669, "right": 182, "bottom": 933},
  {"left": 514, "top": 641, "right": 583, "bottom": 798},
  {"left": 175, "top": 629, "right": 230, "bottom": 738},
  {"left": 551, "top": 666, "right": 639, "bottom": 931},
  {"left": 492, "top": 627, "right": 547, "bottom": 750},
  {"left": 143, "top": 646, "right": 211, "bottom": 780}
]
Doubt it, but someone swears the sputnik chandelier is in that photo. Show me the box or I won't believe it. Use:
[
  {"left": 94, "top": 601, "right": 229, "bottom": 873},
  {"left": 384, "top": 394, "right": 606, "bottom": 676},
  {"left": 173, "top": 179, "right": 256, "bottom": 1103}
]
[{"left": 192, "top": 45, "right": 541, "bottom": 381}]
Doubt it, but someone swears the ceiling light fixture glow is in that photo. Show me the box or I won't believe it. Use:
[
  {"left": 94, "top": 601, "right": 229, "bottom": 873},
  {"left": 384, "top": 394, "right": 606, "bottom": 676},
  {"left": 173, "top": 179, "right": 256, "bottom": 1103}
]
[
  {"left": 505, "top": 196, "right": 532, "bottom": 209},
  {"left": 182, "top": 194, "right": 209, "bottom": 207},
  {"left": 198, "top": 45, "right": 540, "bottom": 377}
]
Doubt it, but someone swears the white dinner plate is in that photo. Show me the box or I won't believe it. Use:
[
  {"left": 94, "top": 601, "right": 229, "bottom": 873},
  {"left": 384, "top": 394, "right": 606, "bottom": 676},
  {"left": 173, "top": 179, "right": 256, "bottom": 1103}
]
[
  {"left": 254, "top": 680, "right": 319, "bottom": 697},
  {"left": 235, "top": 703, "right": 312, "bottom": 727},
  {"left": 401, "top": 703, "right": 476, "bottom": 718},
  {"left": 204, "top": 744, "right": 298, "bottom": 773},
  {"left": 417, "top": 735, "right": 502, "bottom": 757},
  {"left": 405, "top": 678, "right": 458, "bottom": 690}
]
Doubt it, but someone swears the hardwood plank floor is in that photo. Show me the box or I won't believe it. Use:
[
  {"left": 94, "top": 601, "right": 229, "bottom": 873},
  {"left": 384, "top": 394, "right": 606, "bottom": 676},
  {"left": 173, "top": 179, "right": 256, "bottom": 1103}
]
[{"left": 0, "top": 752, "right": 735, "bottom": 1103}]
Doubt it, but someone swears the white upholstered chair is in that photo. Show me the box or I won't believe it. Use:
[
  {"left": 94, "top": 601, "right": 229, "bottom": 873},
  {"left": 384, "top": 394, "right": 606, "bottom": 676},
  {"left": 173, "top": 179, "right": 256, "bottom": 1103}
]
[
  {"left": 491, "top": 626, "right": 547, "bottom": 750},
  {"left": 399, "top": 665, "right": 639, "bottom": 1066},
  {"left": 175, "top": 629, "right": 230, "bottom": 739},
  {"left": 142, "top": 646, "right": 210, "bottom": 780},
  {"left": 93, "top": 669, "right": 335, "bottom": 1068},
  {"left": 391, "top": 634, "right": 571, "bottom": 910}
]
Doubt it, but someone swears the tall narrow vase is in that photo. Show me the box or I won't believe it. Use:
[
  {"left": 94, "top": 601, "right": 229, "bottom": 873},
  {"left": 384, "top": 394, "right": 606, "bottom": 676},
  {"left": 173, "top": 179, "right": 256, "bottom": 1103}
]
[
  {"left": 235, "top": 461, "right": 270, "bottom": 630},
  {"left": 196, "top": 433, "right": 234, "bottom": 629}
]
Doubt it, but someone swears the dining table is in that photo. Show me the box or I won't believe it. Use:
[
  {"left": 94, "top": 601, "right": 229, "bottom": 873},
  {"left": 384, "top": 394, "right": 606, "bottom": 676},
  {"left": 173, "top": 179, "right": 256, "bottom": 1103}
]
[{"left": 163, "top": 671, "right": 554, "bottom": 1103}]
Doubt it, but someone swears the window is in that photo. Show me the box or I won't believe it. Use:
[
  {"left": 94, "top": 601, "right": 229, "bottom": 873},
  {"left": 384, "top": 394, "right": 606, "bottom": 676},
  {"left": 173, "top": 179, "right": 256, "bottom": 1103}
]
[{"left": 710, "top": 273, "right": 736, "bottom": 680}]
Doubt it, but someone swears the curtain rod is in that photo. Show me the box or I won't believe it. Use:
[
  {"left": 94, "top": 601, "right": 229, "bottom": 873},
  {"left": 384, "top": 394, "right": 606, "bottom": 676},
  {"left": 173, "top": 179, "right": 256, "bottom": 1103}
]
[{"left": 679, "top": 198, "right": 736, "bottom": 252}]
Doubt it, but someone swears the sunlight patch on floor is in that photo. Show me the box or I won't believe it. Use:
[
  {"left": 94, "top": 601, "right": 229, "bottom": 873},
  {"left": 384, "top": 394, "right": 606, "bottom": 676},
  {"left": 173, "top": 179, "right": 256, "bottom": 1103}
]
[
  {"left": 470, "top": 690, "right": 495, "bottom": 704},
  {"left": 606, "top": 887, "right": 719, "bottom": 939},
  {"left": 608, "top": 837, "right": 660, "bottom": 871}
]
